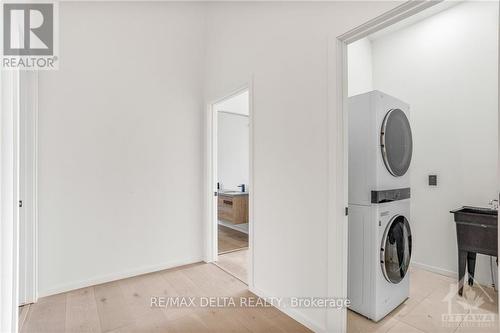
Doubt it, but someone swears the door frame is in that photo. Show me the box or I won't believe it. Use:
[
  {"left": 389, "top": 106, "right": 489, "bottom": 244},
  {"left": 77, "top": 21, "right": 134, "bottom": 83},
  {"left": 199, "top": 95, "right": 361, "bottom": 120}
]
[
  {"left": 205, "top": 81, "right": 254, "bottom": 288},
  {"left": 0, "top": 69, "right": 20, "bottom": 333},
  {"left": 327, "top": 1, "right": 447, "bottom": 332}
]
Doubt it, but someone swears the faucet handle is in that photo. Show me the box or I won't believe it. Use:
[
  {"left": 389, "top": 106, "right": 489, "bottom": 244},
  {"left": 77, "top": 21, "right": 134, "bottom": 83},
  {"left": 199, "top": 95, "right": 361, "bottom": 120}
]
[{"left": 489, "top": 199, "right": 499, "bottom": 210}]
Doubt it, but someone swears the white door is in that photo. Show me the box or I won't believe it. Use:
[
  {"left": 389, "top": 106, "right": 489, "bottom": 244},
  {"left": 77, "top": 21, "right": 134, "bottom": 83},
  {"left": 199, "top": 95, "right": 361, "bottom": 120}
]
[
  {"left": 18, "top": 87, "right": 27, "bottom": 304},
  {"left": 18, "top": 72, "right": 37, "bottom": 305}
]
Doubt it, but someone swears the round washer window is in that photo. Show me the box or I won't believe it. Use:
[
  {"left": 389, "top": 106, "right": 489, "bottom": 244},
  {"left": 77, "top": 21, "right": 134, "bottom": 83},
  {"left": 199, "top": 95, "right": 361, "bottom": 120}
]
[
  {"left": 380, "top": 109, "right": 412, "bottom": 177},
  {"left": 380, "top": 215, "right": 412, "bottom": 284}
]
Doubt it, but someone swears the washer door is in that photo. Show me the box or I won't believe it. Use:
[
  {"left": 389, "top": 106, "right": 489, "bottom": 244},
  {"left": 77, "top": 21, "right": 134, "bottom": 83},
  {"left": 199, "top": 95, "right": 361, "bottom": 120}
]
[
  {"left": 380, "top": 109, "right": 412, "bottom": 177},
  {"left": 380, "top": 215, "right": 412, "bottom": 284}
]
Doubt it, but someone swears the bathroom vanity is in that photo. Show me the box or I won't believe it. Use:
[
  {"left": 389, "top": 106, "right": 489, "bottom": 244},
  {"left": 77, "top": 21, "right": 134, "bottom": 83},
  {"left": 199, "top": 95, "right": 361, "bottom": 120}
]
[
  {"left": 218, "top": 191, "right": 249, "bottom": 225},
  {"left": 450, "top": 206, "right": 498, "bottom": 296}
]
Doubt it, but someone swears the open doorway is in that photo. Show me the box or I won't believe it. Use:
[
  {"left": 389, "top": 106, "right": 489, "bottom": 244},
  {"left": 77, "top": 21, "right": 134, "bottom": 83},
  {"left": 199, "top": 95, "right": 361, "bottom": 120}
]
[
  {"left": 208, "top": 88, "right": 251, "bottom": 284},
  {"left": 343, "top": 1, "right": 499, "bottom": 332}
]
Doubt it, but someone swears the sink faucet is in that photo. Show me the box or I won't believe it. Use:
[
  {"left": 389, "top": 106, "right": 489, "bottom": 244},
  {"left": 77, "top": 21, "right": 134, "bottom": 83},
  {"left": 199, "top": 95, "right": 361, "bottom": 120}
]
[
  {"left": 237, "top": 184, "right": 246, "bottom": 193},
  {"left": 489, "top": 199, "right": 499, "bottom": 210}
]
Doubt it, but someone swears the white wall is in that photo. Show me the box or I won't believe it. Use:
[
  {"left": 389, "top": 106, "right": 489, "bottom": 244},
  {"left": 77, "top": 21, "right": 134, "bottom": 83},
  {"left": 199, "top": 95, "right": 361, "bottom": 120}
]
[
  {"left": 217, "top": 111, "right": 249, "bottom": 191},
  {"left": 37, "top": 2, "right": 206, "bottom": 295},
  {"left": 369, "top": 2, "right": 498, "bottom": 284},
  {"left": 204, "top": 2, "right": 400, "bottom": 331},
  {"left": 347, "top": 38, "right": 373, "bottom": 97},
  {"left": 34, "top": 1, "right": 403, "bottom": 331}
]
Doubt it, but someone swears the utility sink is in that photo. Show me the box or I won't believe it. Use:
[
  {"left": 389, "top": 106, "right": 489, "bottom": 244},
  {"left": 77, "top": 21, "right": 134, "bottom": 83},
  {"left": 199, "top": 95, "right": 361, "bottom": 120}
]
[
  {"left": 450, "top": 206, "right": 498, "bottom": 227},
  {"left": 450, "top": 206, "right": 498, "bottom": 296}
]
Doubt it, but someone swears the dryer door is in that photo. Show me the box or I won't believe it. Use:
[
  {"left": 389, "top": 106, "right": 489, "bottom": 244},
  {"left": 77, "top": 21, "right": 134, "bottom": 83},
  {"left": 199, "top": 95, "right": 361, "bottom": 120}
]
[
  {"left": 380, "top": 109, "right": 412, "bottom": 177},
  {"left": 380, "top": 215, "right": 412, "bottom": 284}
]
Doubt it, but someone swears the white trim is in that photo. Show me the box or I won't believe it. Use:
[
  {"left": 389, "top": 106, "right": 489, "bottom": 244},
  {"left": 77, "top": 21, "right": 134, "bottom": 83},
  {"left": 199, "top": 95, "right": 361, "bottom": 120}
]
[
  {"left": 32, "top": 72, "right": 39, "bottom": 304},
  {"left": 337, "top": 1, "right": 442, "bottom": 44},
  {"left": 1, "top": 70, "right": 20, "bottom": 333},
  {"left": 248, "top": 80, "right": 255, "bottom": 290},
  {"left": 38, "top": 257, "right": 203, "bottom": 298},
  {"left": 249, "top": 286, "right": 327, "bottom": 333},
  {"left": 326, "top": 34, "right": 348, "bottom": 333},
  {"left": 18, "top": 71, "right": 39, "bottom": 306},
  {"left": 204, "top": 97, "right": 217, "bottom": 264},
  {"left": 328, "top": 1, "right": 443, "bottom": 332},
  {"left": 411, "top": 261, "right": 457, "bottom": 279},
  {"left": 496, "top": 1, "right": 500, "bottom": 318},
  {"left": 498, "top": 2, "right": 500, "bottom": 321},
  {"left": 204, "top": 81, "right": 254, "bottom": 289}
]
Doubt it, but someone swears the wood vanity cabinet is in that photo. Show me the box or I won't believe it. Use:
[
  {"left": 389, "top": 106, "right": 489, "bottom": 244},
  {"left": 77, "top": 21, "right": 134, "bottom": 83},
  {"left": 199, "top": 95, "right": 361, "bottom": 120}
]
[{"left": 218, "top": 194, "right": 248, "bottom": 224}]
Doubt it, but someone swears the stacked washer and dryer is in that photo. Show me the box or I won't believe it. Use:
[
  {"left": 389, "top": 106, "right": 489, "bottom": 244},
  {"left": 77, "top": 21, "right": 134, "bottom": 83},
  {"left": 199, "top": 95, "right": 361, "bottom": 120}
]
[{"left": 348, "top": 90, "right": 413, "bottom": 322}]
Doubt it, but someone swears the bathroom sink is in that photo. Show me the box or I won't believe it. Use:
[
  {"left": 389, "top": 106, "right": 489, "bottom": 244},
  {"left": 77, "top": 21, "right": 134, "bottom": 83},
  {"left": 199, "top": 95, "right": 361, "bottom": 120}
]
[{"left": 219, "top": 191, "right": 247, "bottom": 195}]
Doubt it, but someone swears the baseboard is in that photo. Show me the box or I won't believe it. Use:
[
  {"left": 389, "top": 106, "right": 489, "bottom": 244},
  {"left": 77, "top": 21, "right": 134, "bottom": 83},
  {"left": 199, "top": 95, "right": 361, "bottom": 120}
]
[
  {"left": 249, "top": 286, "right": 326, "bottom": 333},
  {"left": 38, "top": 256, "right": 203, "bottom": 298},
  {"left": 411, "top": 261, "right": 457, "bottom": 279}
]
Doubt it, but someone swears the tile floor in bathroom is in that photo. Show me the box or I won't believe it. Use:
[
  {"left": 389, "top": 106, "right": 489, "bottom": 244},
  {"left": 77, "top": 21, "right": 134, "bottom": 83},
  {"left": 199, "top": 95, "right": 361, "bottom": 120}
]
[{"left": 347, "top": 267, "right": 499, "bottom": 333}]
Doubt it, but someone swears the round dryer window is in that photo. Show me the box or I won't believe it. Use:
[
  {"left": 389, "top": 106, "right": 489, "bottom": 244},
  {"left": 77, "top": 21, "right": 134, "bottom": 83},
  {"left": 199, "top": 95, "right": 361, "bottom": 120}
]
[
  {"left": 380, "top": 109, "right": 412, "bottom": 177},
  {"left": 380, "top": 215, "right": 412, "bottom": 284}
]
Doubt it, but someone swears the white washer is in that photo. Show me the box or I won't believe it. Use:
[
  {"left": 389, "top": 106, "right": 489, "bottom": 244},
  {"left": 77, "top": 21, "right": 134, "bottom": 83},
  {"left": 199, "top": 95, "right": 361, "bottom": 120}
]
[
  {"left": 348, "top": 201, "right": 412, "bottom": 322},
  {"left": 347, "top": 90, "right": 413, "bottom": 321},
  {"left": 348, "top": 90, "right": 412, "bottom": 206}
]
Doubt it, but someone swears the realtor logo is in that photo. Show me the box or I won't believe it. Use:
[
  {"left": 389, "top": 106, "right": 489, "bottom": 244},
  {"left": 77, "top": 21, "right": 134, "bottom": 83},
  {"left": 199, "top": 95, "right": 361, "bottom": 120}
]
[
  {"left": 1, "top": 2, "right": 58, "bottom": 69},
  {"left": 4, "top": 3, "right": 53, "bottom": 55}
]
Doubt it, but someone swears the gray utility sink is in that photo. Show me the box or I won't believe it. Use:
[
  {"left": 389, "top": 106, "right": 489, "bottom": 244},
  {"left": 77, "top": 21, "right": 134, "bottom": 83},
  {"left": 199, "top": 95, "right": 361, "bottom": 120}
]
[
  {"left": 451, "top": 206, "right": 498, "bottom": 226},
  {"left": 450, "top": 206, "right": 498, "bottom": 296}
]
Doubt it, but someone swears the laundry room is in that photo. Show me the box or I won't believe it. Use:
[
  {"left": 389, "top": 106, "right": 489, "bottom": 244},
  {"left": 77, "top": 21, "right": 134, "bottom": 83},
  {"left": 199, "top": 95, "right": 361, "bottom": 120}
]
[{"left": 346, "top": 1, "right": 498, "bottom": 332}]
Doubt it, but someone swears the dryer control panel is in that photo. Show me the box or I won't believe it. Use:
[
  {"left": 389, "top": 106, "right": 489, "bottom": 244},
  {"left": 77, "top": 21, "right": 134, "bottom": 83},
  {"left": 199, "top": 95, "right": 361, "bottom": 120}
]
[{"left": 371, "top": 188, "right": 410, "bottom": 204}]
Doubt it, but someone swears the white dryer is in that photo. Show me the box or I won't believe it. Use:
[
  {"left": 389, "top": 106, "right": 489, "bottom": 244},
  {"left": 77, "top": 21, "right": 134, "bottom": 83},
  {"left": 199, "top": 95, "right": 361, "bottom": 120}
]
[
  {"left": 348, "top": 200, "right": 412, "bottom": 322},
  {"left": 349, "top": 91, "right": 412, "bottom": 206}
]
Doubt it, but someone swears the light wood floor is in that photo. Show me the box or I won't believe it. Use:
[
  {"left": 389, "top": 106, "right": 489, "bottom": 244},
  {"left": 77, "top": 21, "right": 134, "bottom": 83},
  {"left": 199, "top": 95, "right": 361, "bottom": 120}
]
[
  {"left": 22, "top": 257, "right": 496, "bottom": 333},
  {"left": 218, "top": 225, "right": 248, "bottom": 254},
  {"left": 348, "top": 267, "right": 499, "bottom": 333},
  {"left": 21, "top": 262, "right": 311, "bottom": 333},
  {"left": 19, "top": 304, "right": 30, "bottom": 331},
  {"left": 217, "top": 249, "right": 248, "bottom": 284}
]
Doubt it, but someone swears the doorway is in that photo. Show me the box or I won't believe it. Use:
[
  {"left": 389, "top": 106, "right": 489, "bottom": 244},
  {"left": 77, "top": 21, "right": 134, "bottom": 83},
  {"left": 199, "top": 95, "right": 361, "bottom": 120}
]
[
  {"left": 338, "top": 1, "right": 499, "bottom": 332},
  {"left": 207, "top": 87, "right": 252, "bottom": 285}
]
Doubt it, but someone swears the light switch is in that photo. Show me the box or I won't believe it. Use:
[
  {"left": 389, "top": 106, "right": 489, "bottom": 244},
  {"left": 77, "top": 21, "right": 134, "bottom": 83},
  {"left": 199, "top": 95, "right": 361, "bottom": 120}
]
[{"left": 429, "top": 175, "right": 437, "bottom": 186}]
